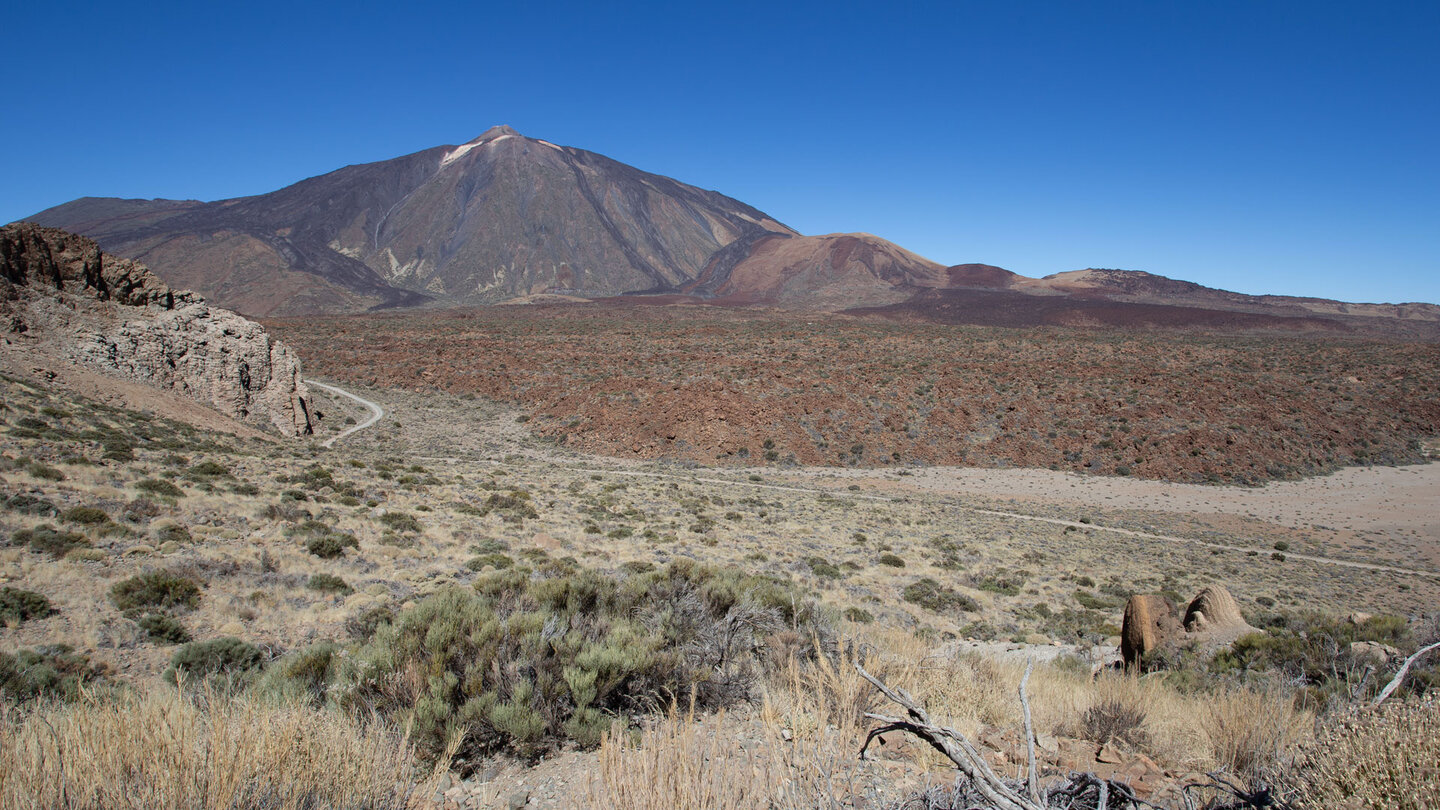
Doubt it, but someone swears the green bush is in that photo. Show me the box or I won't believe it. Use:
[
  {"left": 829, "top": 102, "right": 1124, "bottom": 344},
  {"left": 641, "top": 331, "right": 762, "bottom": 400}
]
[
  {"left": 378, "top": 511, "right": 421, "bottom": 533},
  {"left": 877, "top": 553, "right": 906, "bottom": 568},
  {"left": 306, "top": 573, "right": 353, "bottom": 595},
  {"left": 805, "top": 557, "right": 843, "bottom": 579},
  {"left": 110, "top": 572, "right": 202, "bottom": 615},
  {"left": 336, "top": 558, "right": 830, "bottom": 765},
  {"left": 307, "top": 533, "right": 359, "bottom": 559},
  {"left": 3, "top": 494, "right": 58, "bottom": 517},
  {"left": 466, "top": 553, "right": 514, "bottom": 571},
  {"left": 0, "top": 586, "right": 55, "bottom": 623},
  {"left": 1207, "top": 611, "right": 1431, "bottom": 709},
  {"left": 136, "top": 478, "right": 184, "bottom": 498},
  {"left": 843, "top": 606, "right": 875, "bottom": 624},
  {"left": 137, "top": 613, "right": 191, "bottom": 645},
  {"left": 187, "top": 460, "right": 231, "bottom": 478},
  {"left": 26, "top": 461, "right": 65, "bottom": 481},
  {"left": 902, "top": 578, "right": 979, "bottom": 613},
  {"left": 154, "top": 524, "right": 193, "bottom": 545},
  {"left": 0, "top": 645, "right": 109, "bottom": 701},
  {"left": 10, "top": 525, "right": 91, "bottom": 559},
  {"left": 62, "top": 506, "right": 111, "bottom": 525},
  {"left": 165, "top": 637, "right": 266, "bottom": 685}
]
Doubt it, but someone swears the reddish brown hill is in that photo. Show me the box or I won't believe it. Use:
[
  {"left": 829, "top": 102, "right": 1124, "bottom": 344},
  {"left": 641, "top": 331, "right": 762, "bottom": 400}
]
[{"left": 678, "top": 232, "right": 945, "bottom": 308}]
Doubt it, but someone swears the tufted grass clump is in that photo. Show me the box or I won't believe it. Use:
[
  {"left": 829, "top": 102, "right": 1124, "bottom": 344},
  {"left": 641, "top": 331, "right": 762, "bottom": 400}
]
[
  {"left": 322, "top": 558, "right": 831, "bottom": 767},
  {"left": 62, "top": 506, "right": 111, "bottom": 526}
]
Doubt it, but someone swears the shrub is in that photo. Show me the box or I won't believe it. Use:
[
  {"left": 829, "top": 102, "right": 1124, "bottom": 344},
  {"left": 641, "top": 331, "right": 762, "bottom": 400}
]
[
  {"left": 842, "top": 606, "right": 875, "bottom": 623},
  {"left": 377, "top": 511, "right": 421, "bottom": 533},
  {"left": 136, "top": 478, "right": 184, "bottom": 498},
  {"left": 902, "top": 578, "right": 979, "bottom": 613},
  {"left": 0, "top": 587, "right": 55, "bottom": 624},
  {"left": 187, "top": 461, "right": 230, "bottom": 478},
  {"left": 307, "top": 533, "right": 359, "bottom": 559},
  {"left": 0, "top": 645, "right": 109, "bottom": 701},
  {"left": 164, "top": 638, "right": 266, "bottom": 685},
  {"left": 306, "top": 573, "right": 353, "bottom": 595},
  {"left": 137, "top": 613, "right": 191, "bottom": 645},
  {"left": 154, "top": 523, "right": 193, "bottom": 545},
  {"left": 3, "top": 494, "right": 58, "bottom": 517},
  {"left": 62, "top": 506, "right": 110, "bottom": 525},
  {"left": 805, "top": 557, "right": 842, "bottom": 579},
  {"left": 345, "top": 603, "right": 394, "bottom": 641},
  {"left": 338, "top": 559, "right": 829, "bottom": 765},
  {"left": 466, "top": 553, "right": 513, "bottom": 571},
  {"left": 10, "top": 525, "right": 91, "bottom": 559},
  {"left": 110, "top": 572, "right": 202, "bottom": 615},
  {"left": 26, "top": 462, "right": 65, "bottom": 481},
  {"left": 876, "top": 553, "right": 906, "bottom": 568}
]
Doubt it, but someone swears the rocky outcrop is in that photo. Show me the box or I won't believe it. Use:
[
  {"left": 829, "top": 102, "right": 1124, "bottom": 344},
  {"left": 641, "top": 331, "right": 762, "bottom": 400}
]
[
  {"left": 1183, "top": 586, "right": 1249, "bottom": 634},
  {"left": 0, "top": 223, "right": 312, "bottom": 436},
  {"left": 1122, "top": 584, "right": 1255, "bottom": 668},
  {"left": 1121, "top": 595, "right": 1181, "bottom": 667}
]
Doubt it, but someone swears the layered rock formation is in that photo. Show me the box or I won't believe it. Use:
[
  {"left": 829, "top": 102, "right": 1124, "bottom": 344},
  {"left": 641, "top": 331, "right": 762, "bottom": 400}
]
[
  {"left": 0, "top": 223, "right": 312, "bottom": 436},
  {"left": 1121, "top": 585, "right": 1255, "bottom": 668}
]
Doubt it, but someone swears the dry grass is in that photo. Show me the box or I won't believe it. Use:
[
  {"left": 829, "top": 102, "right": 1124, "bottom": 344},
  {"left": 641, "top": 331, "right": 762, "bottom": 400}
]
[
  {"left": 0, "top": 686, "right": 441, "bottom": 810},
  {"left": 586, "top": 701, "right": 873, "bottom": 809},
  {"left": 1284, "top": 696, "right": 1440, "bottom": 810}
]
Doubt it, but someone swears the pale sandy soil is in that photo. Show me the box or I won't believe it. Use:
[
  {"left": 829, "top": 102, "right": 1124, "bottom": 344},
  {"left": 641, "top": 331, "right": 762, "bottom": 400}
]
[{"left": 774, "top": 462, "right": 1440, "bottom": 572}]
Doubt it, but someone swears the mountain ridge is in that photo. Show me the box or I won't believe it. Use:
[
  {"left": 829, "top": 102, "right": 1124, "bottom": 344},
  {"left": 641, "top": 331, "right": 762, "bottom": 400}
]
[{"left": 22, "top": 127, "right": 1440, "bottom": 336}]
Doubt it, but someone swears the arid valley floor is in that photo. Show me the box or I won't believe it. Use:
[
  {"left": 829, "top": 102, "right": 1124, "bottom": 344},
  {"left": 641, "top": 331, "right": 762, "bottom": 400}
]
[{"left": 3, "top": 303, "right": 1438, "bottom": 808}]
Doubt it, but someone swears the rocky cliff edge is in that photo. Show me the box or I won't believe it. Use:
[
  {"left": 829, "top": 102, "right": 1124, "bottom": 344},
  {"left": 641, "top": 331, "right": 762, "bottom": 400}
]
[{"left": 1, "top": 223, "right": 312, "bottom": 437}]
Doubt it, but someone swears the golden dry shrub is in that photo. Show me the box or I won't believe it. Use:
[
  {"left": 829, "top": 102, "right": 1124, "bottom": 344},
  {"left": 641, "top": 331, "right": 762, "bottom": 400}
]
[{"left": 1285, "top": 696, "right": 1440, "bottom": 810}]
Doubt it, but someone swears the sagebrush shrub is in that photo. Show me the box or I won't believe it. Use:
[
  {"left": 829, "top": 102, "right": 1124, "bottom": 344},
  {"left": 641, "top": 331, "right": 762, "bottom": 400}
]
[
  {"left": 0, "top": 587, "right": 55, "bottom": 624},
  {"left": 165, "top": 637, "right": 265, "bottom": 685},
  {"left": 0, "top": 645, "right": 109, "bottom": 701},
  {"left": 110, "top": 572, "right": 202, "bottom": 615},
  {"left": 10, "top": 525, "right": 90, "bottom": 559},
  {"left": 329, "top": 558, "right": 830, "bottom": 765}
]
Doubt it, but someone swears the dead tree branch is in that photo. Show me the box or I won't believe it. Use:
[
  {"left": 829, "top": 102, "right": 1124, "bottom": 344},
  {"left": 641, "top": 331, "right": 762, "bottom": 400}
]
[{"left": 1373, "top": 639, "right": 1440, "bottom": 706}]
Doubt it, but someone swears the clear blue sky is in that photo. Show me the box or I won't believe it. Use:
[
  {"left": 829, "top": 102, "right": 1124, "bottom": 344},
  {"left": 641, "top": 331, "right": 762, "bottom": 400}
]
[{"left": 3, "top": 0, "right": 1436, "bottom": 304}]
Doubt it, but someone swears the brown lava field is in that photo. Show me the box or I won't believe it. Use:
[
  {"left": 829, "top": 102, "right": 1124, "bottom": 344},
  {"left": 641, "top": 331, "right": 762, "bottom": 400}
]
[{"left": 268, "top": 304, "right": 1440, "bottom": 485}]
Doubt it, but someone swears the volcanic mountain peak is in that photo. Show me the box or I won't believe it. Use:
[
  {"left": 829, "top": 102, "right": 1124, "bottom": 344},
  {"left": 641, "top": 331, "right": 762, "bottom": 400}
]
[{"left": 30, "top": 130, "right": 795, "bottom": 316}]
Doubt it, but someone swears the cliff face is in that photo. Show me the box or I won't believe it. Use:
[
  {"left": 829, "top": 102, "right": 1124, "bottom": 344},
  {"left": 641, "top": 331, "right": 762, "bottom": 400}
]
[{"left": 0, "top": 223, "right": 312, "bottom": 437}]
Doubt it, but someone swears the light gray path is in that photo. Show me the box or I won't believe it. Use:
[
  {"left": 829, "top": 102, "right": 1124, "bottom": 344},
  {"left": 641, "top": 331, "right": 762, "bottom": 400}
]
[{"left": 306, "top": 379, "right": 384, "bottom": 448}]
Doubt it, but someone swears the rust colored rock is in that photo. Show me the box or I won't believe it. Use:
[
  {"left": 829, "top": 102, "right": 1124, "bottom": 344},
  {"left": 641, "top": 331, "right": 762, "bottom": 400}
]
[
  {"left": 1183, "top": 585, "right": 1248, "bottom": 633},
  {"left": 1121, "top": 594, "right": 1180, "bottom": 667}
]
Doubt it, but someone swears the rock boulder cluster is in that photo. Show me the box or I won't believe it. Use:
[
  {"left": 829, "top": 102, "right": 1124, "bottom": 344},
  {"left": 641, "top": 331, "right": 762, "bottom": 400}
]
[
  {"left": 1, "top": 223, "right": 312, "bottom": 436},
  {"left": 1121, "top": 585, "right": 1255, "bottom": 667}
]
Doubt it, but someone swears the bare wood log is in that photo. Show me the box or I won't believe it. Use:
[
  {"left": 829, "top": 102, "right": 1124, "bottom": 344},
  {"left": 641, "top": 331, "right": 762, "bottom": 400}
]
[
  {"left": 855, "top": 663, "right": 1041, "bottom": 810},
  {"left": 1373, "top": 639, "right": 1440, "bottom": 706},
  {"left": 1018, "top": 658, "right": 1042, "bottom": 806}
]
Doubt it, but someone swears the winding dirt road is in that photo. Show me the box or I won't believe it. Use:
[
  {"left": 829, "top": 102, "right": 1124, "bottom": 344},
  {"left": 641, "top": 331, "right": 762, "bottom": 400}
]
[{"left": 305, "top": 379, "right": 385, "bottom": 448}]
